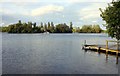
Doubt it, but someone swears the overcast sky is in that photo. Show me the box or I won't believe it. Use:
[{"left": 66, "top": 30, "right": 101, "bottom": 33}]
[{"left": 0, "top": 0, "right": 114, "bottom": 29}]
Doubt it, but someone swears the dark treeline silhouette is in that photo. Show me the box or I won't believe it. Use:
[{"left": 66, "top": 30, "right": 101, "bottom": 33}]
[{"left": 0, "top": 20, "right": 103, "bottom": 33}]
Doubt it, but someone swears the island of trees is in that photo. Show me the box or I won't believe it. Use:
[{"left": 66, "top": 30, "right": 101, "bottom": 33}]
[{"left": 0, "top": 20, "right": 103, "bottom": 33}]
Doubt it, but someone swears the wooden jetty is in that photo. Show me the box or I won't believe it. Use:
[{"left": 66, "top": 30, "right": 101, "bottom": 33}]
[
  {"left": 82, "top": 44, "right": 120, "bottom": 55},
  {"left": 82, "top": 40, "right": 120, "bottom": 64}
]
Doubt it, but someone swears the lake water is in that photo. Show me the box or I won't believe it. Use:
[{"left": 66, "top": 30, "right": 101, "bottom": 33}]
[{"left": 2, "top": 33, "right": 119, "bottom": 74}]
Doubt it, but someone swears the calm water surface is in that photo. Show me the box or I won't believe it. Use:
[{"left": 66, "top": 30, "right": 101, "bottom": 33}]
[{"left": 2, "top": 33, "right": 118, "bottom": 74}]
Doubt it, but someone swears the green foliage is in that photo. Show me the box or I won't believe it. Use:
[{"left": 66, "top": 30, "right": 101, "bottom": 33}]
[
  {"left": 0, "top": 26, "right": 8, "bottom": 32},
  {"left": 69, "top": 22, "right": 73, "bottom": 33},
  {"left": 80, "top": 25, "right": 102, "bottom": 33},
  {"left": 2, "top": 20, "right": 103, "bottom": 33},
  {"left": 92, "top": 25, "right": 102, "bottom": 33},
  {"left": 55, "top": 23, "right": 70, "bottom": 33},
  {"left": 100, "top": 1, "right": 120, "bottom": 40},
  {"left": 76, "top": 27, "right": 81, "bottom": 33},
  {"left": 81, "top": 25, "right": 92, "bottom": 33}
]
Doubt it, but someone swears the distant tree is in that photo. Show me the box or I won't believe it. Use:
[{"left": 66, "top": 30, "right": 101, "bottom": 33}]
[
  {"left": 27, "top": 22, "right": 32, "bottom": 33},
  {"left": 72, "top": 27, "right": 76, "bottom": 33},
  {"left": 37, "top": 26, "right": 41, "bottom": 33},
  {"left": 18, "top": 20, "right": 22, "bottom": 24},
  {"left": 56, "top": 23, "right": 70, "bottom": 33},
  {"left": 40, "top": 22, "right": 44, "bottom": 33},
  {"left": 69, "top": 22, "right": 73, "bottom": 33},
  {"left": 81, "top": 25, "right": 93, "bottom": 33},
  {"left": 50, "top": 22, "right": 55, "bottom": 33},
  {"left": 44, "top": 23, "right": 47, "bottom": 32},
  {"left": 47, "top": 22, "right": 51, "bottom": 32},
  {"left": 8, "top": 25, "right": 15, "bottom": 33},
  {"left": 33, "top": 22, "right": 36, "bottom": 28},
  {"left": 32, "top": 22, "right": 37, "bottom": 33},
  {"left": 16, "top": 20, "right": 22, "bottom": 33},
  {"left": 76, "top": 27, "right": 81, "bottom": 33},
  {"left": 8, "top": 20, "right": 23, "bottom": 33},
  {"left": 40, "top": 22, "right": 43, "bottom": 26},
  {"left": 21, "top": 23, "right": 27, "bottom": 33},
  {"left": 1, "top": 26, "right": 8, "bottom": 32},
  {"left": 100, "top": 1, "right": 120, "bottom": 40},
  {"left": 92, "top": 25, "right": 102, "bottom": 33}
]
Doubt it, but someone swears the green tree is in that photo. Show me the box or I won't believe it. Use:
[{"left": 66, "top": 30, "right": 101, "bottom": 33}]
[
  {"left": 1, "top": 26, "right": 8, "bottom": 32},
  {"left": 70, "top": 22, "right": 73, "bottom": 33},
  {"left": 55, "top": 23, "right": 70, "bottom": 33},
  {"left": 44, "top": 23, "right": 47, "bottom": 32},
  {"left": 27, "top": 22, "right": 32, "bottom": 33},
  {"left": 33, "top": 22, "right": 36, "bottom": 28},
  {"left": 50, "top": 22, "right": 55, "bottom": 33},
  {"left": 40, "top": 22, "right": 44, "bottom": 33},
  {"left": 15, "top": 20, "right": 22, "bottom": 33},
  {"left": 21, "top": 23, "right": 27, "bottom": 33},
  {"left": 100, "top": 1, "right": 120, "bottom": 40},
  {"left": 47, "top": 22, "right": 51, "bottom": 32},
  {"left": 92, "top": 25, "right": 102, "bottom": 33},
  {"left": 76, "top": 27, "right": 81, "bottom": 33},
  {"left": 81, "top": 25, "right": 93, "bottom": 33},
  {"left": 8, "top": 24, "right": 15, "bottom": 33}
]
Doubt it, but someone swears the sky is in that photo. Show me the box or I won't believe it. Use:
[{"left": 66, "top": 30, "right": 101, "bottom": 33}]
[{"left": 0, "top": 0, "right": 115, "bottom": 29}]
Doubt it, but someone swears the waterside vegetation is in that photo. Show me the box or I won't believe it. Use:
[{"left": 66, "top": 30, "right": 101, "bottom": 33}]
[
  {"left": 100, "top": 1, "right": 120, "bottom": 40},
  {"left": 0, "top": 20, "right": 103, "bottom": 33}
]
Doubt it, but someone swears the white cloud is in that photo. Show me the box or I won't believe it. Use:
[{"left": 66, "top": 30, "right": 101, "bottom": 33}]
[
  {"left": 2, "top": 8, "right": 29, "bottom": 16},
  {"left": 1, "top": 0, "right": 39, "bottom": 2},
  {"left": 69, "top": 0, "right": 111, "bottom": 3},
  {"left": 31, "top": 5, "right": 64, "bottom": 16},
  {"left": 2, "top": 9, "right": 14, "bottom": 15},
  {"left": 1, "top": 0, "right": 66, "bottom": 2},
  {"left": 1, "top": 4, "right": 64, "bottom": 17},
  {"left": 69, "top": 0, "right": 81, "bottom": 3},
  {"left": 1, "top": 0, "right": 112, "bottom": 3},
  {"left": 92, "top": 20, "right": 97, "bottom": 23},
  {"left": 0, "top": 9, "right": 2, "bottom": 13},
  {"left": 79, "top": 3, "right": 107, "bottom": 20},
  {"left": 0, "top": 23, "right": 4, "bottom": 26}
]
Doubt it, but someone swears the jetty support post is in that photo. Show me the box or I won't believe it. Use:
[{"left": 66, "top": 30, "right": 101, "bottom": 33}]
[
  {"left": 84, "top": 40, "right": 86, "bottom": 45},
  {"left": 116, "top": 41, "right": 119, "bottom": 64},
  {"left": 97, "top": 47, "right": 101, "bottom": 54},
  {"left": 106, "top": 40, "right": 108, "bottom": 61},
  {"left": 82, "top": 40, "right": 87, "bottom": 50}
]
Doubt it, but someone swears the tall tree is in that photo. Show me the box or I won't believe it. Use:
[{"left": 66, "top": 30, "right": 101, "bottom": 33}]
[
  {"left": 18, "top": 20, "right": 22, "bottom": 24},
  {"left": 50, "top": 22, "right": 55, "bottom": 33},
  {"left": 100, "top": 1, "right": 120, "bottom": 40},
  {"left": 16, "top": 20, "right": 22, "bottom": 33},
  {"left": 81, "top": 25, "right": 93, "bottom": 33},
  {"left": 40, "top": 22, "right": 44, "bottom": 33},
  {"left": 92, "top": 25, "right": 102, "bottom": 33},
  {"left": 33, "top": 22, "right": 36, "bottom": 28},
  {"left": 44, "top": 23, "right": 47, "bottom": 32},
  {"left": 70, "top": 22, "right": 73, "bottom": 33},
  {"left": 47, "top": 22, "right": 51, "bottom": 32},
  {"left": 27, "top": 22, "right": 32, "bottom": 33}
]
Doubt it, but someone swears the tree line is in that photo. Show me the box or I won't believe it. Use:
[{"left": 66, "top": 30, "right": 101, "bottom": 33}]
[
  {"left": 74, "top": 25, "right": 102, "bottom": 33},
  {"left": 0, "top": 20, "right": 103, "bottom": 33}
]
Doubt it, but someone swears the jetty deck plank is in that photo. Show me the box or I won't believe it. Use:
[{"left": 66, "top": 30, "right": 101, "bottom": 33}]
[{"left": 83, "top": 44, "right": 120, "bottom": 54}]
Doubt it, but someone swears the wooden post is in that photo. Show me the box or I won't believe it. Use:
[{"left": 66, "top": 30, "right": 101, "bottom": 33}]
[
  {"left": 84, "top": 40, "right": 86, "bottom": 45},
  {"left": 82, "top": 40, "right": 86, "bottom": 50},
  {"left": 116, "top": 41, "right": 119, "bottom": 64},
  {"left": 116, "top": 52, "right": 118, "bottom": 64},
  {"left": 106, "top": 40, "right": 108, "bottom": 61},
  {"left": 97, "top": 47, "right": 101, "bottom": 55}
]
